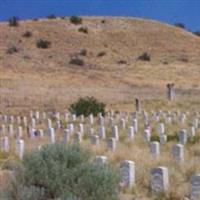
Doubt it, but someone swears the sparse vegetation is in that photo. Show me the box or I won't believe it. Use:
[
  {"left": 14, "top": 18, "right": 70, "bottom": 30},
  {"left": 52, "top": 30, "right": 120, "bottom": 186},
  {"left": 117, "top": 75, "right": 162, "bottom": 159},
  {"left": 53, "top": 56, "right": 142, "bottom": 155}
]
[
  {"left": 69, "top": 56, "right": 85, "bottom": 66},
  {"left": 6, "top": 45, "right": 18, "bottom": 54},
  {"left": 70, "top": 16, "right": 82, "bottom": 25},
  {"left": 79, "top": 49, "right": 87, "bottom": 56},
  {"left": 137, "top": 52, "right": 151, "bottom": 61},
  {"left": 8, "top": 16, "right": 19, "bottom": 27},
  {"left": 22, "top": 31, "right": 32, "bottom": 38},
  {"left": 118, "top": 60, "right": 127, "bottom": 64},
  {"left": 69, "top": 96, "right": 106, "bottom": 117},
  {"left": 36, "top": 39, "right": 51, "bottom": 49},
  {"left": 78, "top": 26, "right": 88, "bottom": 34},
  {"left": 97, "top": 51, "right": 106, "bottom": 57}
]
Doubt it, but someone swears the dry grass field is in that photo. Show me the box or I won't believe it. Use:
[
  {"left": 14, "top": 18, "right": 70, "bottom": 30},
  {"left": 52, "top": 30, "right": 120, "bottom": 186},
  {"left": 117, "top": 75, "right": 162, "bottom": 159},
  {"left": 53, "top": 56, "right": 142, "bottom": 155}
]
[
  {"left": 0, "top": 16, "right": 200, "bottom": 200},
  {"left": 0, "top": 17, "right": 200, "bottom": 114}
]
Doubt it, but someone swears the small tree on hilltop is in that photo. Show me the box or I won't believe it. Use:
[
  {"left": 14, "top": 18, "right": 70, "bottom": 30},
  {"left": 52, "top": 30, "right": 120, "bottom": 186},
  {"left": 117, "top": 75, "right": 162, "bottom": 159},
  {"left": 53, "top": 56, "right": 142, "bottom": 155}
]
[
  {"left": 174, "top": 23, "right": 185, "bottom": 29},
  {"left": 8, "top": 16, "right": 19, "bottom": 27}
]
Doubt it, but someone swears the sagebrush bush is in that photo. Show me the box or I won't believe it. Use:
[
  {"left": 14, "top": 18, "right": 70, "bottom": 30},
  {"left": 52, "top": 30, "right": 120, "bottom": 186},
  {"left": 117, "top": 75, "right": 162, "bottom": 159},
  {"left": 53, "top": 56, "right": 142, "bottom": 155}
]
[
  {"left": 8, "top": 16, "right": 19, "bottom": 27},
  {"left": 70, "top": 16, "right": 82, "bottom": 25},
  {"left": 36, "top": 39, "right": 51, "bottom": 49},
  {"left": 69, "top": 57, "right": 85, "bottom": 66},
  {"left": 78, "top": 26, "right": 88, "bottom": 34},
  {"left": 69, "top": 96, "right": 106, "bottom": 117},
  {"left": 7, "top": 144, "right": 119, "bottom": 200},
  {"left": 6, "top": 45, "right": 18, "bottom": 54},
  {"left": 97, "top": 51, "right": 106, "bottom": 57},
  {"left": 137, "top": 52, "right": 151, "bottom": 61},
  {"left": 79, "top": 49, "right": 87, "bottom": 56},
  {"left": 22, "top": 31, "right": 32, "bottom": 38}
]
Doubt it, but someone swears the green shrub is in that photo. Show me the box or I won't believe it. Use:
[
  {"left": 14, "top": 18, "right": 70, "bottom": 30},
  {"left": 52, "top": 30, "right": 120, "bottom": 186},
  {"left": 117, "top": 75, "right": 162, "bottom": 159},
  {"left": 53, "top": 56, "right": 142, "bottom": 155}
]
[
  {"left": 69, "top": 57, "right": 85, "bottom": 66},
  {"left": 8, "top": 16, "right": 19, "bottom": 27},
  {"left": 78, "top": 26, "right": 88, "bottom": 34},
  {"left": 137, "top": 52, "right": 151, "bottom": 61},
  {"left": 7, "top": 144, "right": 119, "bottom": 200},
  {"left": 70, "top": 16, "right": 82, "bottom": 25},
  {"left": 36, "top": 39, "right": 51, "bottom": 49},
  {"left": 69, "top": 96, "right": 106, "bottom": 117}
]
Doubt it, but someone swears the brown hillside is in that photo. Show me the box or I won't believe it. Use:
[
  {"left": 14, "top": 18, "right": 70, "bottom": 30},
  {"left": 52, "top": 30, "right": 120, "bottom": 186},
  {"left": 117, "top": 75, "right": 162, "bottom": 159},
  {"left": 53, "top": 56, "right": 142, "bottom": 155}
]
[{"left": 0, "top": 17, "right": 200, "bottom": 112}]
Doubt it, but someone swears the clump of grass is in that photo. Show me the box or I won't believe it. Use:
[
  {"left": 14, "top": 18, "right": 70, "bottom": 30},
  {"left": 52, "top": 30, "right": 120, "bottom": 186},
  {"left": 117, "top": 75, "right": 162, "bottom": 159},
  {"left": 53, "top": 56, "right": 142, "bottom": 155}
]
[
  {"left": 36, "top": 39, "right": 51, "bottom": 49},
  {"left": 6, "top": 45, "right": 18, "bottom": 54},
  {"left": 78, "top": 26, "right": 88, "bottom": 34},
  {"left": 137, "top": 52, "right": 151, "bottom": 61},
  {"left": 97, "top": 51, "right": 106, "bottom": 57},
  {"left": 22, "top": 31, "right": 32, "bottom": 38},
  {"left": 69, "top": 57, "right": 85, "bottom": 66}
]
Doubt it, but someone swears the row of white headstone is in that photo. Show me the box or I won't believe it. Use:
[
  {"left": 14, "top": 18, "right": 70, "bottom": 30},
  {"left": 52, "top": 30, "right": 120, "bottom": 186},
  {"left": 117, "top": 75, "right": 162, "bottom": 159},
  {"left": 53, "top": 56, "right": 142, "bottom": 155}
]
[{"left": 95, "top": 156, "right": 200, "bottom": 199}]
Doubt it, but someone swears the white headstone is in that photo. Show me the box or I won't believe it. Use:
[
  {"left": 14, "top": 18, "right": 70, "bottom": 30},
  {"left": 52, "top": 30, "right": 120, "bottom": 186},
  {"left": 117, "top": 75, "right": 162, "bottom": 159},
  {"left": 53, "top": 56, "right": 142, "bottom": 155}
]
[
  {"left": 107, "top": 137, "right": 117, "bottom": 151},
  {"left": 132, "top": 119, "right": 138, "bottom": 133},
  {"left": 120, "top": 160, "right": 135, "bottom": 188},
  {"left": 150, "top": 142, "right": 160, "bottom": 157},
  {"left": 80, "top": 114, "right": 84, "bottom": 122},
  {"left": 78, "top": 123, "right": 84, "bottom": 134},
  {"left": 1, "top": 137, "right": 9, "bottom": 152},
  {"left": 23, "top": 116, "right": 28, "bottom": 127},
  {"left": 157, "top": 123, "right": 165, "bottom": 135},
  {"left": 178, "top": 129, "right": 187, "bottom": 144},
  {"left": 150, "top": 166, "right": 169, "bottom": 193},
  {"left": 188, "top": 126, "right": 195, "bottom": 138},
  {"left": 111, "top": 125, "right": 119, "bottom": 141},
  {"left": 16, "top": 139, "right": 25, "bottom": 159},
  {"left": 89, "top": 114, "right": 94, "bottom": 125},
  {"left": 191, "top": 174, "right": 200, "bottom": 199},
  {"left": 47, "top": 119, "right": 52, "bottom": 129},
  {"left": 49, "top": 128, "right": 55, "bottom": 143},
  {"left": 63, "top": 129, "right": 70, "bottom": 144},
  {"left": 38, "top": 129, "right": 44, "bottom": 138},
  {"left": 172, "top": 144, "right": 184, "bottom": 163},
  {"left": 67, "top": 123, "right": 74, "bottom": 134},
  {"left": 127, "top": 126, "right": 134, "bottom": 140},
  {"left": 17, "top": 126, "right": 23, "bottom": 138},
  {"left": 90, "top": 135, "right": 99, "bottom": 146},
  {"left": 31, "top": 118, "right": 36, "bottom": 128},
  {"left": 98, "top": 126, "right": 106, "bottom": 139},
  {"left": 8, "top": 124, "right": 14, "bottom": 137},
  {"left": 143, "top": 129, "right": 151, "bottom": 142},
  {"left": 159, "top": 134, "right": 167, "bottom": 145},
  {"left": 120, "top": 118, "right": 126, "bottom": 129},
  {"left": 74, "top": 132, "right": 82, "bottom": 143}
]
